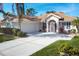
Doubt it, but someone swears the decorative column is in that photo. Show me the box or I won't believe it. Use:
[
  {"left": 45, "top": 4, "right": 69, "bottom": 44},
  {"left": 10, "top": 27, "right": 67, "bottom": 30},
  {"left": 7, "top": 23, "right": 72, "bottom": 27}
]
[
  {"left": 56, "top": 21, "right": 59, "bottom": 33},
  {"left": 46, "top": 21, "right": 49, "bottom": 32}
]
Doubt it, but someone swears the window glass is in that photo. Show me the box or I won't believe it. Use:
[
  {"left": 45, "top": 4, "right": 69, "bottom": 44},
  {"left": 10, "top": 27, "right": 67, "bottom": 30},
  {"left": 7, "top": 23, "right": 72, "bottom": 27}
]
[{"left": 66, "top": 22, "right": 70, "bottom": 29}]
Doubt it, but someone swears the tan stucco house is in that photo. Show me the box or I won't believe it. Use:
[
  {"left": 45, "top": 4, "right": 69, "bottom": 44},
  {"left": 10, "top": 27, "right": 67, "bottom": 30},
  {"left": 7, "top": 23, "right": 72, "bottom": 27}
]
[{"left": 0, "top": 12, "right": 77, "bottom": 33}]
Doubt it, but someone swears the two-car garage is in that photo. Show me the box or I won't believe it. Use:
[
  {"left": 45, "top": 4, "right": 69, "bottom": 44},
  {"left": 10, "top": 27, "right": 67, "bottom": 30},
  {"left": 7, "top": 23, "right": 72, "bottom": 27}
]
[{"left": 13, "top": 18, "right": 41, "bottom": 33}]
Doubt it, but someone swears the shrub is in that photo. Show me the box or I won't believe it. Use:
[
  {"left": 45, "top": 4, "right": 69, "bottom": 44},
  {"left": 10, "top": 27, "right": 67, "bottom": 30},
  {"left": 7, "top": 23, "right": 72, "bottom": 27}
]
[
  {"left": 58, "top": 43, "right": 79, "bottom": 56},
  {"left": 17, "top": 31, "right": 26, "bottom": 37},
  {"left": 0, "top": 28, "right": 20, "bottom": 35},
  {"left": 12, "top": 28, "right": 20, "bottom": 36},
  {"left": 0, "top": 28, "right": 3, "bottom": 33},
  {"left": 0, "top": 28, "right": 27, "bottom": 37},
  {"left": 71, "top": 36, "right": 79, "bottom": 42},
  {"left": 59, "top": 27, "right": 64, "bottom": 33},
  {"left": 73, "top": 36, "right": 79, "bottom": 39},
  {"left": 71, "top": 29, "right": 76, "bottom": 33},
  {"left": 0, "top": 28, "right": 12, "bottom": 34}
]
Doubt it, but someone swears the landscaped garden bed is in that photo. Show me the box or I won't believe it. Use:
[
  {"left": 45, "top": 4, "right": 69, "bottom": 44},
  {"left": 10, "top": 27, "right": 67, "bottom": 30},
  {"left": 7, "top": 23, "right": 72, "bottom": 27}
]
[
  {"left": 32, "top": 36, "right": 79, "bottom": 56},
  {"left": 0, "top": 28, "right": 28, "bottom": 43}
]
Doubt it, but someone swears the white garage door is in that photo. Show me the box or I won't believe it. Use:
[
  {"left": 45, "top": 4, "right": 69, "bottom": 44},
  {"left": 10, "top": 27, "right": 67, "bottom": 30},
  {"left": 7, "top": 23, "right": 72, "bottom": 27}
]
[{"left": 21, "top": 21, "right": 40, "bottom": 33}]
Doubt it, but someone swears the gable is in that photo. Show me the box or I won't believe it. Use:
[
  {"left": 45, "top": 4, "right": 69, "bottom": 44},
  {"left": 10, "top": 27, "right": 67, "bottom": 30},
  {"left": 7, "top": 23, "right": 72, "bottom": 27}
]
[{"left": 41, "top": 13, "right": 62, "bottom": 22}]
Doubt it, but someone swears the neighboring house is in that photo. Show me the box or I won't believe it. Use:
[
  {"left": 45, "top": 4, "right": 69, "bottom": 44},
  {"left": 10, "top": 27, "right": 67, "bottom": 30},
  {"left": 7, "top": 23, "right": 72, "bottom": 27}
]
[
  {"left": 1, "top": 15, "right": 14, "bottom": 28},
  {"left": 0, "top": 12, "right": 77, "bottom": 33}
]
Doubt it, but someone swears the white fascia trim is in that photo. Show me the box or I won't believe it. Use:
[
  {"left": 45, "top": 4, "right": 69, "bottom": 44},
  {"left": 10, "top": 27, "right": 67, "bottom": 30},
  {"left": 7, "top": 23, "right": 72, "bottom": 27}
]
[{"left": 47, "top": 13, "right": 62, "bottom": 19}]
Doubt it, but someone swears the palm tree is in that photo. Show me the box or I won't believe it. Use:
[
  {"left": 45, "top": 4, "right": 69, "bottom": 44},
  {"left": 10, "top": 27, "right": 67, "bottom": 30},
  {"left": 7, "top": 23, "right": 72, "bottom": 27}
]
[
  {"left": 12, "top": 3, "right": 15, "bottom": 15},
  {"left": 72, "top": 17, "right": 79, "bottom": 33},
  {"left": 0, "top": 4, "right": 15, "bottom": 21},
  {"left": 0, "top": 3, "right": 24, "bottom": 30},
  {"left": 15, "top": 3, "right": 24, "bottom": 30},
  {"left": 0, "top": 4, "right": 16, "bottom": 28},
  {"left": 26, "top": 8, "right": 37, "bottom": 16},
  {"left": 0, "top": 3, "right": 6, "bottom": 16}
]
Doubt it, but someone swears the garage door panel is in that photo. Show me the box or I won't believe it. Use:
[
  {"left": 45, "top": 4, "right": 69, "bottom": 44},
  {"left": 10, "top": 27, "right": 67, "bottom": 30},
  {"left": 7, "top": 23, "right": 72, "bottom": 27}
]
[{"left": 21, "top": 22, "right": 40, "bottom": 33}]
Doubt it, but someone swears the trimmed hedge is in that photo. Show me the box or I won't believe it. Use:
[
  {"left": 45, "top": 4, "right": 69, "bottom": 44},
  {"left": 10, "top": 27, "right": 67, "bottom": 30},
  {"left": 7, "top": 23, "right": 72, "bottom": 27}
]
[
  {"left": 17, "top": 31, "right": 26, "bottom": 37},
  {"left": 0, "top": 28, "right": 27, "bottom": 37},
  {"left": 0, "top": 28, "right": 20, "bottom": 35},
  {"left": 12, "top": 28, "right": 20, "bottom": 36}
]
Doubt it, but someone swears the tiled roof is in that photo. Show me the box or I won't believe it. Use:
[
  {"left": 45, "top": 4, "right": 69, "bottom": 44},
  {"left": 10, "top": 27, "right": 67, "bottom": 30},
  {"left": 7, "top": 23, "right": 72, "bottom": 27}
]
[
  {"left": 11, "top": 16, "right": 40, "bottom": 22},
  {"left": 1, "top": 12, "right": 77, "bottom": 22},
  {"left": 53, "top": 12, "right": 76, "bottom": 21},
  {"left": 37, "top": 13, "right": 62, "bottom": 22},
  {"left": 63, "top": 15, "right": 76, "bottom": 21},
  {"left": 39, "top": 12, "right": 76, "bottom": 22}
]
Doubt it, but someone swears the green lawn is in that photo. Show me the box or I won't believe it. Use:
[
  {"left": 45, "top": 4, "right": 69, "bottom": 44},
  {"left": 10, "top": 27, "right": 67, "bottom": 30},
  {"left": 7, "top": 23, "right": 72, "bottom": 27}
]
[
  {"left": 32, "top": 36, "right": 79, "bottom": 56},
  {"left": 0, "top": 34, "right": 15, "bottom": 43}
]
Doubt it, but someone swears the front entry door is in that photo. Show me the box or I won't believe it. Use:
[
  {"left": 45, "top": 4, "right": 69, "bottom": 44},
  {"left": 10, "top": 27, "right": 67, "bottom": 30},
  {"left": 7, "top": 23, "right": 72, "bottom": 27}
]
[
  {"left": 50, "top": 22, "right": 56, "bottom": 32},
  {"left": 48, "top": 20, "right": 56, "bottom": 32}
]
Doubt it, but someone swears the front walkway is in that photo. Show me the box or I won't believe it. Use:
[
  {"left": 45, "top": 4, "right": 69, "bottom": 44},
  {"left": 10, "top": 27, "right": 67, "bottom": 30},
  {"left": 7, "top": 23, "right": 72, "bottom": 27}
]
[{"left": 0, "top": 32, "right": 74, "bottom": 56}]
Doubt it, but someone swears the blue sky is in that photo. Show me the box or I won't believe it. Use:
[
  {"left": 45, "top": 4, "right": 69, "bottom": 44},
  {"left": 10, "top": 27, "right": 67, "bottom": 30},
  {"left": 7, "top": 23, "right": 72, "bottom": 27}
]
[{"left": 0, "top": 3, "right": 79, "bottom": 19}]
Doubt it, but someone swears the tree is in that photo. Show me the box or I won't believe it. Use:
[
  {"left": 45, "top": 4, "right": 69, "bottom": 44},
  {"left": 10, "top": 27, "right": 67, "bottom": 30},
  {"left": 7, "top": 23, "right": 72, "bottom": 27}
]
[
  {"left": 46, "top": 10, "right": 56, "bottom": 14},
  {"left": 0, "top": 3, "right": 15, "bottom": 17},
  {"left": 72, "top": 17, "right": 79, "bottom": 33},
  {"left": 12, "top": 3, "right": 15, "bottom": 15},
  {"left": 0, "top": 3, "right": 25, "bottom": 30},
  {"left": 26, "top": 8, "right": 37, "bottom": 16},
  {"left": 15, "top": 3, "right": 25, "bottom": 30},
  {"left": 0, "top": 3, "right": 3, "bottom": 11},
  {"left": 0, "top": 4, "right": 15, "bottom": 22}
]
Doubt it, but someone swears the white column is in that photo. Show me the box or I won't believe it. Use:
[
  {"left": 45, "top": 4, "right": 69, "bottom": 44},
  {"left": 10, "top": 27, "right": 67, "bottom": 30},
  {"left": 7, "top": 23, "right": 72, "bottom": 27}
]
[
  {"left": 46, "top": 21, "right": 49, "bottom": 32},
  {"left": 56, "top": 22, "right": 59, "bottom": 32},
  {"left": 50, "top": 22, "right": 52, "bottom": 32}
]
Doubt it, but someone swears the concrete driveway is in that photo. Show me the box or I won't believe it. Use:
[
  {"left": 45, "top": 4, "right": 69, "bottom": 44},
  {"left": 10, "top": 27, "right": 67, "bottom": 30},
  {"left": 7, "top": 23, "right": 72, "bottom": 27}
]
[{"left": 0, "top": 32, "right": 73, "bottom": 56}]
